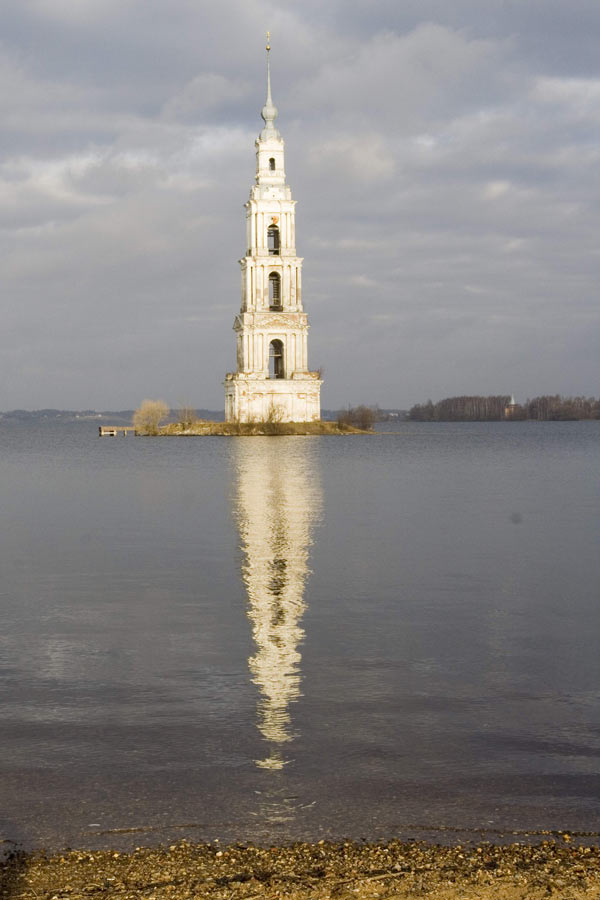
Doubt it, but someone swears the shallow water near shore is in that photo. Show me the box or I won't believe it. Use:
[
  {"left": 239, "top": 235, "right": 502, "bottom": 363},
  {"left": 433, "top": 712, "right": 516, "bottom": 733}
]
[{"left": 1, "top": 419, "right": 599, "bottom": 851}]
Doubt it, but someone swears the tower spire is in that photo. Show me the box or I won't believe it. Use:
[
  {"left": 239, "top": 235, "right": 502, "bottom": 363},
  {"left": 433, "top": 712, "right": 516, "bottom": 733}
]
[
  {"left": 266, "top": 31, "right": 272, "bottom": 103},
  {"left": 261, "top": 31, "right": 279, "bottom": 137}
]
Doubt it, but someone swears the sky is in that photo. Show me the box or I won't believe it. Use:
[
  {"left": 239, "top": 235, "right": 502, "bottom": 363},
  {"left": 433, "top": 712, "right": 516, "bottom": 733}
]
[{"left": 1, "top": 0, "right": 599, "bottom": 410}]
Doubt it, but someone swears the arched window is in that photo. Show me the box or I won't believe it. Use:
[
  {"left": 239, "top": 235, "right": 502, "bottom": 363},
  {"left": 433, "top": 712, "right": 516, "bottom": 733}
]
[
  {"left": 269, "top": 340, "right": 284, "bottom": 379},
  {"left": 269, "top": 157, "right": 276, "bottom": 171},
  {"left": 267, "top": 225, "right": 280, "bottom": 256},
  {"left": 268, "top": 272, "right": 281, "bottom": 309}
]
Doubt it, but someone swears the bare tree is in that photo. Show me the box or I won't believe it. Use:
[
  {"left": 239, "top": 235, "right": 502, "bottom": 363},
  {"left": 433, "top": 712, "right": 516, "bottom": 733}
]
[
  {"left": 133, "top": 399, "right": 169, "bottom": 435},
  {"left": 177, "top": 404, "right": 197, "bottom": 429}
]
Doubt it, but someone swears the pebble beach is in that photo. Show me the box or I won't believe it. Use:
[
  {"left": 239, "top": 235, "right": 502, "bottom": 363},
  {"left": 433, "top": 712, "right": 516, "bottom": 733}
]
[{"left": 2, "top": 838, "right": 600, "bottom": 900}]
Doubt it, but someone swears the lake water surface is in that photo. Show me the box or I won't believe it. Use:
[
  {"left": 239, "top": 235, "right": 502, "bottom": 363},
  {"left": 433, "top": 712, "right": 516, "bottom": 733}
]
[{"left": 1, "top": 420, "right": 599, "bottom": 850}]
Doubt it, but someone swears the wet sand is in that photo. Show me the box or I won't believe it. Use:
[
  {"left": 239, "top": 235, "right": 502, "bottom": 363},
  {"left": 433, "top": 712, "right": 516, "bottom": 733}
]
[{"left": 2, "top": 838, "right": 600, "bottom": 900}]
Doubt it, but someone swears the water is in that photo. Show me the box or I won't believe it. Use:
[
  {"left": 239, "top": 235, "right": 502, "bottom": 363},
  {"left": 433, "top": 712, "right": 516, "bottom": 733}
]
[{"left": 1, "top": 419, "right": 599, "bottom": 850}]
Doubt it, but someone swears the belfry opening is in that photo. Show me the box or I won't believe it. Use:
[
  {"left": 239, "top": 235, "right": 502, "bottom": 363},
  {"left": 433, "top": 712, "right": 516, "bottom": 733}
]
[
  {"left": 267, "top": 225, "right": 280, "bottom": 255},
  {"left": 269, "top": 340, "right": 284, "bottom": 379},
  {"left": 268, "top": 273, "right": 281, "bottom": 309}
]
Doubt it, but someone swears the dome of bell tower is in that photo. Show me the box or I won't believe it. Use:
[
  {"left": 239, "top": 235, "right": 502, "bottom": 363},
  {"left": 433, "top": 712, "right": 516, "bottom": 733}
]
[{"left": 259, "top": 32, "right": 280, "bottom": 140}]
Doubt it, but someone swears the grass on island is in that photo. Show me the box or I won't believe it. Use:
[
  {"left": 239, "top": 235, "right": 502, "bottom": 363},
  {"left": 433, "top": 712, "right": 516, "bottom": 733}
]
[
  {"left": 131, "top": 401, "right": 377, "bottom": 436},
  {"left": 156, "top": 419, "right": 369, "bottom": 436},
  {"left": 2, "top": 837, "right": 600, "bottom": 900}
]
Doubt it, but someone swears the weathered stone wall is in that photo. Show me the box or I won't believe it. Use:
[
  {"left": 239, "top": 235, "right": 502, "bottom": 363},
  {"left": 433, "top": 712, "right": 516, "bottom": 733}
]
[{"left": 225, "top": 374, "right": 321, "bottom": 423}]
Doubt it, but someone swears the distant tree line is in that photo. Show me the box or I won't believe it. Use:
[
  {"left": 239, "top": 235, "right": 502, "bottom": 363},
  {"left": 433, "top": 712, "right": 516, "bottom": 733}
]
[
  {"left": 519, "top": 395, "right": 600, "bottom": 420},
  {"left": 407, "top": 395, "right": 510, "bottom": 421},
  {"left": 407, "top": 395, "right": 600, "bottom": 422}
]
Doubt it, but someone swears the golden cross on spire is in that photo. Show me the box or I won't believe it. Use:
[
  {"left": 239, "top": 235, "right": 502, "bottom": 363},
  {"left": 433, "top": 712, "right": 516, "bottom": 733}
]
[{"left": 266, "top": 31, "right": 270, "bottom": 51}]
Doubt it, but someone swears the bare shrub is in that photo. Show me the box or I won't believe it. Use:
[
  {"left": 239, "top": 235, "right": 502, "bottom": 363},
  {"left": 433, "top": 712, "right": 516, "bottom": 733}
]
[
  {"left": 337, "top": 405, "right": 377, "bottom": 430},
  {"left": 177, "top": 404, "right": 197, "bottom": 429},
  {"left": 133, "top": 399, "right": 169, "bottom": 435},
  {"left": 337, "top": 408, "right": 351, "bottom": 428},
  {"left": 264, "top": 405, "right": 286, "bottom": 435}
]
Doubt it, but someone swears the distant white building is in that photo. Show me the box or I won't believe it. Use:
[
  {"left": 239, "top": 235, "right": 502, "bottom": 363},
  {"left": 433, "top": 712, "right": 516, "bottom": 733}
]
[
  {"left": 504, "top": 395, "right": 518, "bottom": 417},
  {"left": 224, "top": 37, "right": 322, "bottom": 423}
]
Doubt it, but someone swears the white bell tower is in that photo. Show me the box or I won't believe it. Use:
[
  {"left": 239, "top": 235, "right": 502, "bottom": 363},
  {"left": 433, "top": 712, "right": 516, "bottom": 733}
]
[{"left": 224, "top": 35, "right": 322, "bottom": 423}]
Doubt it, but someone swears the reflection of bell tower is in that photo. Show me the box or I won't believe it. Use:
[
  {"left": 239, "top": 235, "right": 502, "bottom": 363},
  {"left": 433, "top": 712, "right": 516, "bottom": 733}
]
[
  {"left": 224, "top": 35, "right": 322, "bottom": 423},
  {"left": 233, "top": 438, "right": 322, "bottom": 770}
]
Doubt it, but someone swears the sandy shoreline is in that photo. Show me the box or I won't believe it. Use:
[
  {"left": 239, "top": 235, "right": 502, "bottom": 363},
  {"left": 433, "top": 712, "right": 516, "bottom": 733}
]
[{"left": 2, "top": 838, "right": 600, "bottom": 900}]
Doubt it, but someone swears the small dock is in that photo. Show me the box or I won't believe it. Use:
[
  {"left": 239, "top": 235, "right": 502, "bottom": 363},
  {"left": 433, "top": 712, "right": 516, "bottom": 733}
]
[{"left": 99, "top": 426, "right": 136, "bottom": 437}]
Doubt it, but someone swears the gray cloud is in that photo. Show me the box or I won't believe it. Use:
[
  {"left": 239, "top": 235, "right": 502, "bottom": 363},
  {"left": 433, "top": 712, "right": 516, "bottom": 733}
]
[{"left": 1, "top": 0, "right": 599, "bottom": 409}]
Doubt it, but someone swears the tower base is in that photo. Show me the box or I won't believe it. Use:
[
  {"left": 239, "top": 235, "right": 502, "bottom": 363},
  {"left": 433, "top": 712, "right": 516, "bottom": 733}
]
[{"left": 224, "top": 373, "right": 322, "bottom": 423}]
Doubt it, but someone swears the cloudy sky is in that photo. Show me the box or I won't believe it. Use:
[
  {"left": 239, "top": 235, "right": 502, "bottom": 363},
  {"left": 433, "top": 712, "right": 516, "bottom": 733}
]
[{"left": 2, "top": 0, "right": 599, "bottom": 410}]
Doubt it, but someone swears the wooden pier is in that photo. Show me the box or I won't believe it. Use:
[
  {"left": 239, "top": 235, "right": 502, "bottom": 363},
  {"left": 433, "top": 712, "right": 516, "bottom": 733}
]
[{"left": 99, "top": 426, "right": 136, "bottom": 437}]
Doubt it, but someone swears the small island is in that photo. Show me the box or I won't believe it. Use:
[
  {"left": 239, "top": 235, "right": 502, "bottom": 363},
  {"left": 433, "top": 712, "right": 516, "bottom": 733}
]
[
  {"left": 125, "top": 400, "right": 375, "bottom": 436},
  {"left": 159, "top": 419, "right": 366, "bottom": 436}
]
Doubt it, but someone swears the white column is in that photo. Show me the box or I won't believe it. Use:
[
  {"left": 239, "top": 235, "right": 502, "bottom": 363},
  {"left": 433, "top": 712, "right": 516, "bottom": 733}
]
[{"left": 282, "top": 265, "right": 289, "bottom": 308}]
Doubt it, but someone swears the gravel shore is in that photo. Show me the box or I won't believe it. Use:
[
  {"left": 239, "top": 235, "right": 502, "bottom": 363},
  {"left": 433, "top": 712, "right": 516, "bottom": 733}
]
[{"left": 2, "top": 838, "right": 600, "bottom": 900}]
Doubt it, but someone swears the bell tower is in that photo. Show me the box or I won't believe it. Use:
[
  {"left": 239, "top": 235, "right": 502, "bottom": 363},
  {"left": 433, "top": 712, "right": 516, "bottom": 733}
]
[{"left": 224, "top": 35, "right": 322, "bottom": 423}]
